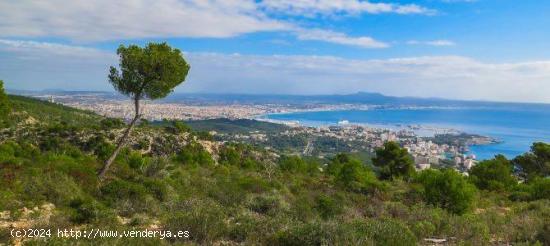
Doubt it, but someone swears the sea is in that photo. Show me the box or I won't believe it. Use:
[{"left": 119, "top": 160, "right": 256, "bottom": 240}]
[{"left": 265, "top": 105, "right": 550, "bottom": 160}]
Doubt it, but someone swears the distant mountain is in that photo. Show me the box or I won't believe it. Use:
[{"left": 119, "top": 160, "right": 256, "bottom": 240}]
[
  {"left": 162, "top": 91, "right": 549, "bottom": 109},
  {"left": 8, "top": 89, "right": 550, "bottom": 109}
]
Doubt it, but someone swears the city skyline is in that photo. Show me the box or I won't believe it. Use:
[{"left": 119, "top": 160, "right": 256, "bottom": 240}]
[{"left": 1, "top": 0, "right": 550, "bottom": 103}]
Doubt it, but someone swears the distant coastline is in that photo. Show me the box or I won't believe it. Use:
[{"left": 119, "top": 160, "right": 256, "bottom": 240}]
[{"left": 264, "top": 107, "right": 550, "bottom": 160}]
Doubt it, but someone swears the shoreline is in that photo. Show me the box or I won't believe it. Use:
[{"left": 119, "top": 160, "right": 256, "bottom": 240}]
[{"left": 258, "top": 111, "right": 501, "bottom": 159}]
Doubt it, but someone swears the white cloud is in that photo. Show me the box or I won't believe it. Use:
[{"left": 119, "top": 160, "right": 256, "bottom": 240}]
[
  {"left": 407, "top": 40, "right": 456, "bottom": 46},
  {"left": 0, "top": 39, "right": 116, "bottom": 91},
  {"left": 0, "top": 0, "right": 289, "bottom": 41},
  {"left": 186, "top": 54, "right": 550, "bottom": 103},
  {"left": 3, "top": 40, "right": 548, "bottom": 103},
  {"left": 260, "top": 0, "right": 436, "bottom": 16},
  {"left": 0, "top": 39, "right": 115, "bottom": 58},
  {"left": 0, "top": 0, "right": 431, "bottom": 49},
  {"left": 295, "top": 29, "right": 389, "bottom": 48}
]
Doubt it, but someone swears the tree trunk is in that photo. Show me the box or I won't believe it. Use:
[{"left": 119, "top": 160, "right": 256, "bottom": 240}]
[{"left": 98, "top": 98, "right": 141, "bottom": 180}]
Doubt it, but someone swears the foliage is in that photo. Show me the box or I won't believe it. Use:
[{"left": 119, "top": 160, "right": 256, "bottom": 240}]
[
  {"left": 314, "top": 194, "right": 342, "bottom": 219},
  {"left": 335, "top": 156, "right": 379, "bottom": 193},
  {"left": 175, "top": 141, "right": 214, "bottom": 166},
  {"left": 100, "top": 118, "right": 124, "bottom": 129},
  {"left": 185, "top": 118, "right": 289, "bottom": 134},
  {"left": 0, "top": 80, "right": 9, "bottom": 120},
  {"left": 69, "top": 197, "right": 111, "bottom": 224},
  {"left": 513, "top": 142, "right": 550, "bottom": 181},
  {"left": 326, "top": 153, "right": 352, "bottom": 176},
  {"left": 7, "top": 95, "right": 101, "bottom": 127},
  {"left": 108, "top": 43, "right": 190, "bottom": 101},
  {"left": 164, "top": 199, "right": 227, "bottom": 244},
  {"left": 469, "top": 154, "right": 517, "bottom": 191},
  {"left": 416, "top": 168, "right": 477, "bottom": 214},
  {"left": 164, "top": 120, "right": 190, "bottom": 134},
  {"left": 100, "top": 42, "right": 191, "bottom": 179},
  {"left": 218, "top": 143, "right": 260, "bottom": 169},
  {"left": 373, "top": 141, "right": 415, "bottom": 180},
  {"left": 2, "top": 95, "right": 550, "bottom": 245},
  {"left": 278, "top": 155, "right": 319, "bottom": 174}
]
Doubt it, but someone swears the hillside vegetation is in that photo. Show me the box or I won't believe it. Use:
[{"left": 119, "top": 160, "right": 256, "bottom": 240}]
[{"left": 0, "top": 95, "right": 549, "bottom": 245}]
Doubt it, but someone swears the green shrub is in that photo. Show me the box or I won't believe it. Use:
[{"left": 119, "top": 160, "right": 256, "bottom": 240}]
[
  {"left": 469, "top": 155, "right": 516, "bottom": 191},
  {"left": 279, "top": 155, "right": 319, "bottom": 174},
  {"left": 164, "top": 200, "right": 227, "bottom": 244},
  {"left": 100, "top": 118, "right": 124, "bottom": 129},
  {"left": 373, "top": 141, "right": 415, "bottom": 180},
  {"left": 170, "top": 120, "right": 191, "bottom": 134},
  {"left": 411, "top": 220, "right": 436, "bottom": 240},
  {"left": 69, "top": 197, "right": 111, "bottom": 224},
  {"left": 530, "top": 178, "right": 550, "bottom": 200},
  {"left": 218, "top": 143, "right": 259, "bottom": 169},
  {"left": 0, "top": 80, "right": 9, "bottom": 119},
  {"left": 416, "top": 169, "right": 477, "bottom": 214},
  {"left": 100, "top": 179, "right": 152, "bottom": 215},
  {"left": 176, "top": 141, "right": 214, "bottom": 166},
  {"left": 352, "top": 219, "right": 417, "bottom": 246},
  {"left": 314, "top": 194, "right": 342, "bottom": 220},
  {"left": 229, "top": 214, "right": 263, "bottom": 243},
  {"left": 272, "top": 221, "right": 336, "bottom": 246},
  {"left": 21, "top": 170, "right": 84, "bottom": 206},
  {"left": 249, "top": 195, "right": 280, "bottom": 215},
  {"left": 141, "top": 178, "right": 170, "bottom": 202},
  {"left": 336, "top": 158, "right": 379, "bottom": 193},
  {"left": 325, "top": 153, "right": 351, "bottom": 176},
  {"left": 128, "top": 151, "right": 146, "bottom": 169},
  {"left": 513, "top": 142, "right": 550, "bottom": 181}
]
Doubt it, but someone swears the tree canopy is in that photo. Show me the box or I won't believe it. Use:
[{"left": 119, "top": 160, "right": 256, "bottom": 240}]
[
  {"left": 0, "top": 80, "right": 9, "bottom": 118},
  {"left": 336, "top": 156, "right": 379, "bottom": 192},
  {"left": 513, "top": 142, "right": 550, "bottom": 181},
  {"left": 469, "top": 154, "right": 517, "bottom": 191},
  {"left": 416, "top": 168, "right": 476, "bottom": 215},
  {"left": 108, "top": 43, "right": 190, "bottom": 101},
  {"left": 372, "top": 141, "right": 415, "bottom": 180},
  {"left": 99, "top": 42, "right": 190, "bottom": 179}
]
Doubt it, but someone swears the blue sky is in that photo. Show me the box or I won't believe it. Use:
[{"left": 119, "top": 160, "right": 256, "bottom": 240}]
[{"left": 1, "top": 0, "right": 550, "bottom": 103}]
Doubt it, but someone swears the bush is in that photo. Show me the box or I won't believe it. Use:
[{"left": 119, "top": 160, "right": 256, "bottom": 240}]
[
  {"left": 273, "top": 219, "right": 416, "bottom": 246},
  {"left": 176, "top": 141, "right": 214, "bottom": 167},
  {"left": 469, "top": 155, "right": 516, "bottom": 191},
  {"left": 164, "top": 200, "right": 227, "bottom": 244},
  {"left": 141, "top": 178, "right": 170, "bottom": 202},
  {"left": 0, "top": 80, "right": 9, "bottom": 119},
  {"left": 100, "top": 118, "right": 124, "bottom": 129},
  {"left": 229, "top": 214, "right": 264, "bottom": 243},
  {"left": 416, "top": 169, "right": 477, "bottom": 214},
  {"left": 100, "top": 179, "right": 153, "bottom": 215},
  {"left": 530, "top": 178, "right": 550, "bottom": 200},
  {"left": 69, "top": 197, "right": 111, "bottom": 224},
  {"left": 372, "top": 141, "right": 415, "bottom": 180},
  {"left": 219, "top": 144, "right": 259, "bottom": 169},
  {"left": 314, "top": 194, "right": 342, "bottom": 219},
  {"left": 513, "top": 142, "right": 550, "bottom": 181},
  {"left": 411, "top": 220, "right": 436, "bottom": 240},
  {"left": 510, "top": 178, "right": 550, "bottom": 201},
  {"left": 352, "top": 219, "right": 417, "bottom": 246},
  {"left": 21, "top": 170, "right": 84, "bottom": 206},
  {"left": 172, "top": 120, "right": 191, "bottom": 133},
  {"left": 336, "top": 157, "right": 379, "bottom": 193},
  {"left": 325, "top": 153, "right": 350, "bottom": 176},
  {"left": 279, "top": 155, "right": 318, "bottom": 174},
  {"left": 272, "top": 221, "right": 336, "bottom": 246},
  {"left": 128, "top": 151, "right": 146, "bottom": 169},
  {"left": 249, "top": 195, "right": 280, "bottom": 214}
]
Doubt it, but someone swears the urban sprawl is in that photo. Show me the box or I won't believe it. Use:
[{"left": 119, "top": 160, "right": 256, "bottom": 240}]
[{"left": 39, "top": 94, "right": 494, "bottom": 173}]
